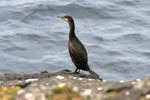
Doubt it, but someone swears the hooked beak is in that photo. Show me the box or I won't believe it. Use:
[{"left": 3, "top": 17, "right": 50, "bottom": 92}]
[{"left": 57, "top": 16, "right": 68, "bottom": 21}]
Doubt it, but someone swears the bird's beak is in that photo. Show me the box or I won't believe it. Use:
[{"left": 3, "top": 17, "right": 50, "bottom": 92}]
[
  {"left": 57, "top": 16, "right": 62, "bottom": 19},
  {"left": 57, "top": 16, "right": 68, "bottom": 21}
]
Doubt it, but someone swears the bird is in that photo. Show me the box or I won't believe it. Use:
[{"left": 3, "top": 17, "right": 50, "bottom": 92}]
[{"left": 57, "top": 15, "right": 100, "bottom": 79}]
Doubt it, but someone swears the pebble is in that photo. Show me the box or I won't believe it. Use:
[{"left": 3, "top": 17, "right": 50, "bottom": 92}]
[
  {"left": 17, "top": 89, "right": 25, "bottom": 95},
  {"left": 146, "top": 94, "right": 150, "bottom": 99},
  {"left": 26, "top": 79, "right": 38, "bottom": 82},
  {"left": 58, "top": 83, "right": 66, "bottom": 87},
  {"left": 73, "top": 86, "right": 79, "bottom": 92},
  {"left": 125, "top": 91, "right": 130, "bottom": 96},
  {"left": 103, "top": 80, "right": 107, "bottom": 82},
  {"left": 119, "top": 80, "right": 124, "bottom": 83},
  {"left": 132, "top": 82, "right": 135, "bottom": 84},
  {"left": 97, "top": 87, "right": 103, "bottom": 91},
  {"left": 89, "top": 78, "right": 93, "bottom": 81},
  {"left": 25, "top": 93, "right": 33, "bottom": 99},
  {"left": 78, "top": 78, "right": 83, "bottom": 80},
  {"left": 84, "top": 89, "right": 91, "bottom": 95},
  {"left": 56, "top": 75, "right": 64, "bottom": 80},
  {"left": 73, "top": 77, "right": 77, "bottom": 79}
]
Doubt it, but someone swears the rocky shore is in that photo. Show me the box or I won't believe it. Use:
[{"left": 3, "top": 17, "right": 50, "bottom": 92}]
[{"left": 0, "top": 69, "right": 150, "bottom": 100}]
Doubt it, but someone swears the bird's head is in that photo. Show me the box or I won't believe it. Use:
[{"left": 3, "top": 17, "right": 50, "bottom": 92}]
[{"left": 57, "top": 15, "right": 73, "bottom": 23}]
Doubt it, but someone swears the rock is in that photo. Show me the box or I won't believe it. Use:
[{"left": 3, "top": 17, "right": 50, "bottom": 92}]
[{"left": 0, "top": 70, "right": 150, "bottom": 100}]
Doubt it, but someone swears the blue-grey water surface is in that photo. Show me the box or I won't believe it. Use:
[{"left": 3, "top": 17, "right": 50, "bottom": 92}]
[{"left": 0, "top": 0, "right": 150, "bottom": 81}]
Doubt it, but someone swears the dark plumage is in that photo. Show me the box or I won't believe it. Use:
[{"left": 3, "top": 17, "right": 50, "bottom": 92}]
[{"left": 57, "top": 15, "right": 99, "bottom": 79}]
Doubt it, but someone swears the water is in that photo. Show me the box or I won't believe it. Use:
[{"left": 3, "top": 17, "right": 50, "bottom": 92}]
[{"left": 0, "top": 0, "right": 150, "bottom": 81}]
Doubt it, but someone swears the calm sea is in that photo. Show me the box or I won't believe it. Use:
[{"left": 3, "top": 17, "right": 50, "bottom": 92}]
[{"left": 0, "top": 0, "right": 150, "bottom": 81}]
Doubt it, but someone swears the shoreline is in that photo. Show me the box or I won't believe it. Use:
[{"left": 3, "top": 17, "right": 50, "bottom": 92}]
[{"left": 0, "top": 70, "right": 150, "bottom": 100}]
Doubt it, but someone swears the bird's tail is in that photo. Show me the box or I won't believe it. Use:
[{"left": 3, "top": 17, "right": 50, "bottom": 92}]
[{"left": 88, "top": 69, "right": 100, "bottom": 79}]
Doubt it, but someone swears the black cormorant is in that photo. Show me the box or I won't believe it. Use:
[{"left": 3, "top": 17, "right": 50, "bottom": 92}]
[{"left": 57, "top": 15, "right": 99, "bottom": 79}]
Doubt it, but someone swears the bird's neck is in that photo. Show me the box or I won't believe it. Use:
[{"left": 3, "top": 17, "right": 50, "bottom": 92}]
[{"left": 68, "top": 21, "right": 75, "bottom": 40}]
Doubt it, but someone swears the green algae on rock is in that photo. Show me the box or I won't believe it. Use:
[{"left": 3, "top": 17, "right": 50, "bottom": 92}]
[
  {"left": 46, "top": 86, "right": 85, "bottom": 100},
  {"left": 0, "top": 86, "right": 20, "bottom": 100}
]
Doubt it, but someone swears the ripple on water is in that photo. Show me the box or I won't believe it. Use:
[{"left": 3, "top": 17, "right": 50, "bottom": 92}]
[{"left": 0, "top": 0, "right": 150, "bottom": 81}]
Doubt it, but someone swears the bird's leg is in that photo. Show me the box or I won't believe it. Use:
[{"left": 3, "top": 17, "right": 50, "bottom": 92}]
[
  {"left": 74, "top": 68, "right": 80, "bottom": 73},
  {"left": 63, "top": 68, "right": 80, "bottom": 74}
]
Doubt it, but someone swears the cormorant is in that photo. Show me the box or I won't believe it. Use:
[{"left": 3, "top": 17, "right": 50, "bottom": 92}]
[{"left": 57, "top": 15, "right": 99, "bottom": 79}]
